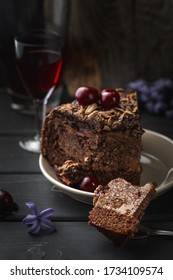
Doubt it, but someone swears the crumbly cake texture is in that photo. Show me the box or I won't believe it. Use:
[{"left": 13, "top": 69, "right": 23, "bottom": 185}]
[
  {"left": 41, "top": 88, "right": 144, "bottom": 186},
  {"left": 89, "top": 178, "right": 156, "bottom": 244}
]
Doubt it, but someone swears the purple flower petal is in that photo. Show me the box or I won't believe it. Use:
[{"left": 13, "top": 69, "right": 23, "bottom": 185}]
[
  {"left": 25, "top": 202, "right": 39, "bottom": 215},
  {"left": 40, "top": 218, "right": 56, "bottom": 232},
  {"left": 22, "top": 214, "right": 37, "bottom": 224},
  {"left": 23, "top": 201, "right": 56, "bottom": 234},
  {"left": 145, "top": 101, "right": 155, "bottom": 113},
  {"left": 38, "top": 208, "right": 54, "bottom": 219},
  {"left": 27, "top": 220, "right": 40, "bottom": 234}
]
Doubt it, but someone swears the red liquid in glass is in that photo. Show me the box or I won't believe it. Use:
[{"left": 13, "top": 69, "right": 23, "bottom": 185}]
[{"left": 17, "top": 50, "right": 62, "bottom": 100}]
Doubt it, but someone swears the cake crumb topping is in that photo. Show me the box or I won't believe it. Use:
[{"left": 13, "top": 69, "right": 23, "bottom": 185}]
[{"left": 54, "top": 89, "right": 142, "bottom": 133}]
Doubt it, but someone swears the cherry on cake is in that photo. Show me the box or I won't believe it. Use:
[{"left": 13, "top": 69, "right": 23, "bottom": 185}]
[{"left": 41, "top": 87, "right": 144, "bottom": 188}]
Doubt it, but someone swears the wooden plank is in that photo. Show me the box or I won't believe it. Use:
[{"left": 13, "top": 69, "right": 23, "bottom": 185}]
[
  {"left": 0, "top": 221, "right": 173, "bottom": 260},
  {"left": 0, "top": 88, "right": 72, "bottom": 135},
  {"left": 64, "top": 0, "right": 173, "bottom": 92},
  {"left": 0, "top": 137, "right": 40, "bottom": 173},
  {"left": 0, "top": 174, "right": 92, "bottom": 221},
  {"left": 0, "top": 90, "right": 35, "bottom": 135},
  {"left": 1, "top": 173, "right": 173, "bottom": 222}
]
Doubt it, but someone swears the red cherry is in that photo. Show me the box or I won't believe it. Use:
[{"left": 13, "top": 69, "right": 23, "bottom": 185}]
[
  {"left": 79, "top": 175, "right": 99, "bottom": 192},
  {"left": 100, "top": 88, "right": 120, "bottom": 109},
  {"left": 0, "top": 189, "right": 18, "bottom": 215},
  {"left": 75, "top": 86, "right": 99, "bottom": 106}
]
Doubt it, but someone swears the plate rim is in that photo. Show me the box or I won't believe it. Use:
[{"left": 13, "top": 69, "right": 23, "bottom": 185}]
[
  {"left": 142, "top": 129, "right": 173, "bottom": 145},
  {"left": 39, "top": 129, "right": 173, "bottom": 201}
]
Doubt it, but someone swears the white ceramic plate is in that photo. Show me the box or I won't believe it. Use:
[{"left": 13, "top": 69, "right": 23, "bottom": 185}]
[{"left": 39, "top": 129, "right": 173, "bottom": 204}]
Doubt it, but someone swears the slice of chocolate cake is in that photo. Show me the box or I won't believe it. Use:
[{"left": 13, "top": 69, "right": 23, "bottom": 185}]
[
  {"left": 89, "top": 178, "right": 156, "bottom": 244},
  {"left": 41, "top": 88, "right": 144, "bottom": 186}
]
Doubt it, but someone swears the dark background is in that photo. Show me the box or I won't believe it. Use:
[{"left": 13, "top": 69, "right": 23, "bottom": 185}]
[{"left": 1, "top": 0, "right": 173, "bottom": 95}]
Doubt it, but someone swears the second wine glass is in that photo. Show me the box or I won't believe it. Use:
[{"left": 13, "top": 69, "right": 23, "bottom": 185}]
[{"left": 14, "top": 29, "right": 62, "bottom": 153}]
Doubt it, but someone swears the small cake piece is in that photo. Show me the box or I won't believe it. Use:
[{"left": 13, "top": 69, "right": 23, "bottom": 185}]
[
  {"left": 41, "top": 88, "right": 144, "bottom": 186},
  {"left": 55, "top": 160, "right": 88, "bottom": 187},
  {"left": 89, "top": 178, "right": 156, "bottom": 244}
]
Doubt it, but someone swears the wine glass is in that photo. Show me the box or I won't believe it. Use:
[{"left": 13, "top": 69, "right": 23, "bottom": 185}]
[{"left": 14, "top": 29, "right": 62, "bottom": 153}]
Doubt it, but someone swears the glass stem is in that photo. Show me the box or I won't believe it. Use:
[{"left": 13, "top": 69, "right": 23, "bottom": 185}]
[{"left": 33, "top": 99, "right": 47, "bottom": 141}]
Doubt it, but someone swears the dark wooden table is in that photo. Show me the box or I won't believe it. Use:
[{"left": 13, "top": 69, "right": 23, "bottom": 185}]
[{"left": 0, "top": 88, "right": 173, "bottom": 260}]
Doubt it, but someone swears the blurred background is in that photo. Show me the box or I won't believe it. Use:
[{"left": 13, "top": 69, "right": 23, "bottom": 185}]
[{"left": 0, "top": 0, "right": 173, "bottom": 118}]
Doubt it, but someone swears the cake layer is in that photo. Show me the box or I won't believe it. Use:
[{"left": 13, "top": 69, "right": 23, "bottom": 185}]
[
  {"left": 89, "top": 178, "right": 156, "bottom": 244},
  {"left": 42, "top": 89, "right": 142, "bottom": 134},
  {"left": 41, "top": 89, "right": 143, "bottom": 186},
  {"left": 51, "top": 126, "right": 141, "bottom": 169},
  {"left": 55, "top": 160, "right": 141, "bottom": 186}
]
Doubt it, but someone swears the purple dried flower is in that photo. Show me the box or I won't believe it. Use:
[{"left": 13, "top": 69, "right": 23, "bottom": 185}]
[
  {"left": 127, "top": 78, "right": 173, "bottom": 119},
  {"left": 153, "top": 101, "right": 168, "bottom": 114},
  {"left": 22, "top": 202, "right": 56, "bottom": 234},
  {"left": 145, "top": 101, "right": 155, "bottom": 113},
  {"left": 127, "top": 79, "right": 150, "bottom": 94},
  {"left": 150, "top": 88, "right": 164, "bottom": 101},
  {"left": 152, "top": 78, "right": 173, "bottom": 89}
]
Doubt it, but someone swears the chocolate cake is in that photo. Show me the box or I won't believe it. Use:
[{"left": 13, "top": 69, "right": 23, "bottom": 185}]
[
  {"left": 89, "top": 178, "right": 156, "bottom": 244},
  {"left": 41, "top": 88, "right": 144, "bottom": 186}
]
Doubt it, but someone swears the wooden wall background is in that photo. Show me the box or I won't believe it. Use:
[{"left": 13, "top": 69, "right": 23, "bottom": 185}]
[
  {"left": 1, "top": 0, "right": 173, "bottom": 97},
  {"left": 63, "top": 0, "right": 173, "bottom": 95}
]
